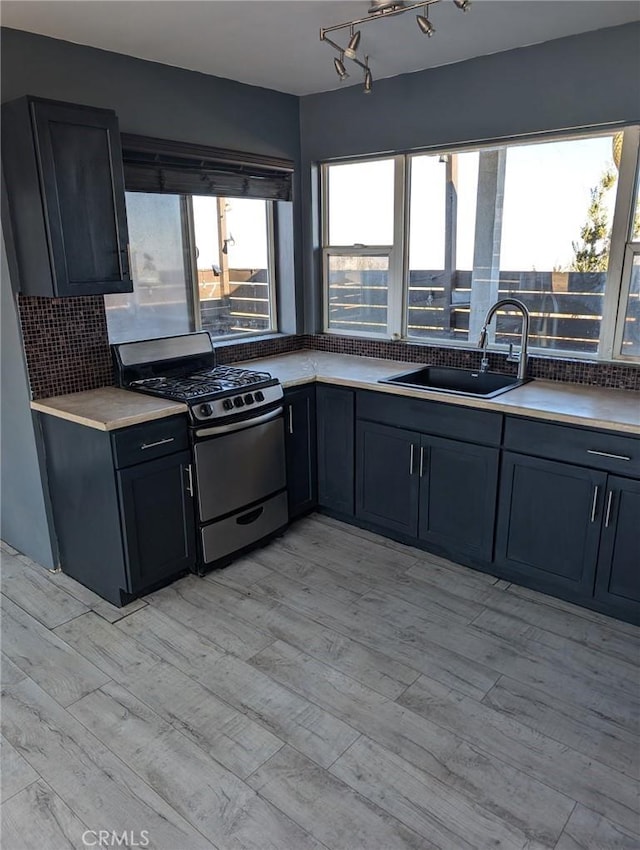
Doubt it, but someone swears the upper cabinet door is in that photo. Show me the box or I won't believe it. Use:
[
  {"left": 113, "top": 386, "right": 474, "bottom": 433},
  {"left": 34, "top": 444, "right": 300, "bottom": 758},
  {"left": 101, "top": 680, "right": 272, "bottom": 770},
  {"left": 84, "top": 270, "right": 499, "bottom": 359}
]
[{"left": 2, "top": 97, "right": 132, "bottom": 297}]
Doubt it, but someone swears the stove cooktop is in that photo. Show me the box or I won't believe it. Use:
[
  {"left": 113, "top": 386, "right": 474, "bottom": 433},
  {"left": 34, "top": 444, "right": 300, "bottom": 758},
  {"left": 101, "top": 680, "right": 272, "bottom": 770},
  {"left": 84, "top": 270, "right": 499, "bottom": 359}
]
[{"left": 128, "top": 365, "right": 277, "bottom": 404}]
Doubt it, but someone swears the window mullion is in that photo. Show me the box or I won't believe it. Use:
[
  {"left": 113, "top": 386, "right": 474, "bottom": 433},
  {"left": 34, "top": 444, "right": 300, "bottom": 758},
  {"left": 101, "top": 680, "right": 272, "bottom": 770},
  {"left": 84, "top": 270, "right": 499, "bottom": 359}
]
[
  {"left": 599, "top": 125, "right": 640, "bottom": 360},
  {"left": 181, "top": 195, "right": 202, "bottom": 331},
  {"left": 388, "top": 154, "right": 406, "bottom": 339},
  {"left": 266, "top": 201, "right": 278, "bottom": 333}
]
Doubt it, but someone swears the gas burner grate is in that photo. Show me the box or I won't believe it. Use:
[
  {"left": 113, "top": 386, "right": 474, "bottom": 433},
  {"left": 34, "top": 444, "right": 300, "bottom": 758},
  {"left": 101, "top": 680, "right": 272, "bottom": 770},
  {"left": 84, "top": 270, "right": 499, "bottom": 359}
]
[{"left": 128, "top": 365, "right": 275, "bottom": 403}]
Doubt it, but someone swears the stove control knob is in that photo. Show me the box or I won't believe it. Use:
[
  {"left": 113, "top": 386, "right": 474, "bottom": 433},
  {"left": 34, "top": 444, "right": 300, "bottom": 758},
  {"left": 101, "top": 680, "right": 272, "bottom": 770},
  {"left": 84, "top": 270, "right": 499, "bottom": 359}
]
[
  {"left": 199, "top": 403, "right": 213, "bottom": 417},
  {"left": 254, "top": 390, "right": 265, "bottom": 402},
  {"left": 233, "top": 396, "right": 245, "bottom": 408},
  {"left": 244, "top": 393, "right": 254, "bottom": 405},
  {"left": 222, "top": 399, "right": 234, "bottom": 411}
]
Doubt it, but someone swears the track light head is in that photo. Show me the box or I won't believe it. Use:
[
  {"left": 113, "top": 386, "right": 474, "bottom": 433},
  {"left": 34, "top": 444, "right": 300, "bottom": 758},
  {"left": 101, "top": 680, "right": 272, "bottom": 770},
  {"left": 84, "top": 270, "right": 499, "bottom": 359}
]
[
  {"left": 453, "top": 0, "right": 471, "bottom": 11},
  {"left": 364, "top": 67, "right": 373, "bottom": 94},
  {"left": 416, "top": 14, "right": 435, "bottom": 36},
  {"left": 333, "top": 55, "right": 349, "bottom": 81},
  {"left": 344, "top": 29, "right": 361, "bottom": 59}
]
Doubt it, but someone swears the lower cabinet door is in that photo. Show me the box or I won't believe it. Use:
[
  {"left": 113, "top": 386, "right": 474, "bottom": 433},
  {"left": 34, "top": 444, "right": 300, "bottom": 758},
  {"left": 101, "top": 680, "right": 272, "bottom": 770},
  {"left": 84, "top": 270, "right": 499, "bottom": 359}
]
[
  {"left": 594, "top": 475, "right": 640, "bottom": 624},
  {"left": 285, "top": 385, "right": 317, "bottom": 518},
  {"left": 118, "top": 450, "right": 196, "bottom": 592},
  {"left": 317, "top": 385, "right": 355, "bottom": 515},
  {"left": 356, "top": 421, "right": 420, "bottom": 536},
  {"left": 495, "top": 452, "right": 605, "bottom": 599},
  {"left": 418, "top": 435, "right": 499, "bottom": 561}
]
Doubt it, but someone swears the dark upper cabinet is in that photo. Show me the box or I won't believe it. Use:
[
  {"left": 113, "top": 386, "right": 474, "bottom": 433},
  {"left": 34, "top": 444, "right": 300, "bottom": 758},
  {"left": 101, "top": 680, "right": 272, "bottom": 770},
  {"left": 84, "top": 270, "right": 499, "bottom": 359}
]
[
  {"left": 418, "top": 435, "right": 499, "bottom": 562},
  {"left": 594, "top": 476, "right": 640, "bottom": 624},
  {"left": 284, "top": 385, "right": 317, "bottom": 518},
  {"left": 356, "top": 420, "right": 420, "bottom": 536},
  {"left": 118, "top": 450, "right": 196, "bottom": 593},
  {"left": 2, "top": 96, "right": 132, "bottom": 297},
  {"left": 316, "top": 385, "right": 355, "bottom": 516},
  {"left": 495, "top": 452, "right": 605, "bottom": 600}
]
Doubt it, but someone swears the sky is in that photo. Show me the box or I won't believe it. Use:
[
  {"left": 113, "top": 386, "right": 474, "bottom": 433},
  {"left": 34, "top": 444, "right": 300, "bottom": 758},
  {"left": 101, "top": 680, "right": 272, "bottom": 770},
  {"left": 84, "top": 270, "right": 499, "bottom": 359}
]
[{"left": 328, "top": 134, "right": 619, "bottom": 272}]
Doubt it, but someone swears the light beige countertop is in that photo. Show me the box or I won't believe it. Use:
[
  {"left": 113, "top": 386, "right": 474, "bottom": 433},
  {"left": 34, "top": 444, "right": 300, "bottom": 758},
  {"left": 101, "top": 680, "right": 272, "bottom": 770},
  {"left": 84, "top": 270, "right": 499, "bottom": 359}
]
[
  {"left": 31, "top": 386, "right": 187, "bottom": 431},
  {"left": 238, "top": 351, "right": 640, "bottom": 435},
  {"left": 31, "top": 351, "right": 639, "bottom": 435}
]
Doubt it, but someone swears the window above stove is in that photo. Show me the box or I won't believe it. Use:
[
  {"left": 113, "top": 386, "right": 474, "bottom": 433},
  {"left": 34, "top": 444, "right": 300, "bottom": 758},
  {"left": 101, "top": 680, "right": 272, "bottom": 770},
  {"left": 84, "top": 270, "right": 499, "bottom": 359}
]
[{"left": 104, "top": 191, "right": 278, "bottom": 345}]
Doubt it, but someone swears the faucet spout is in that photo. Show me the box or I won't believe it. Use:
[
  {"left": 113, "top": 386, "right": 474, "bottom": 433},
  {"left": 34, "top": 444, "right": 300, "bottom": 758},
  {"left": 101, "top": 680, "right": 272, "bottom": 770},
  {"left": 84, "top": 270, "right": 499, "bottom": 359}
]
[{"left": 477, "top": 298, "right": 530, "bottom": 381}]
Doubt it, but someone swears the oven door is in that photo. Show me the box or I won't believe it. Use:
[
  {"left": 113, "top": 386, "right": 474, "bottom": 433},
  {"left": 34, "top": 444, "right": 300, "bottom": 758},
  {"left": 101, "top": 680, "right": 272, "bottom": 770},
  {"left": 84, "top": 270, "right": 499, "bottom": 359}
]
[{"left": 193, "top": 407, "right": 286, "bottom": 523}]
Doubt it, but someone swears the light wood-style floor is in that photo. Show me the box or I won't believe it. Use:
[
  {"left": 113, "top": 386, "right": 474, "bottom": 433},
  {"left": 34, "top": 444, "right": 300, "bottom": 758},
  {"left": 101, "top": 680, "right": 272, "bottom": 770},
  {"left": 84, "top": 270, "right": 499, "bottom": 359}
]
[{"left": 2, "top": 514, "right": 639, "bottom": 850}]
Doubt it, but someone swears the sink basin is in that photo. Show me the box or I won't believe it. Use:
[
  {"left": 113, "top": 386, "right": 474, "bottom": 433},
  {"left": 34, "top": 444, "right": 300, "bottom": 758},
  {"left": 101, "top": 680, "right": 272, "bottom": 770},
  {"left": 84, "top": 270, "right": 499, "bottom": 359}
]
[{"left": 379, "top": 365, "right": 530, "bottom": 398}]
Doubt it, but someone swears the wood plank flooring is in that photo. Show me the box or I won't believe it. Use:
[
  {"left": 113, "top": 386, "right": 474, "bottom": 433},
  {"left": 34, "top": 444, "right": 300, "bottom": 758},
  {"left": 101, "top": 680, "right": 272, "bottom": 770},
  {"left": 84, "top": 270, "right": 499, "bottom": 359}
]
[{"left": 1, "top": 517, "right": 639, "bottom": 850}]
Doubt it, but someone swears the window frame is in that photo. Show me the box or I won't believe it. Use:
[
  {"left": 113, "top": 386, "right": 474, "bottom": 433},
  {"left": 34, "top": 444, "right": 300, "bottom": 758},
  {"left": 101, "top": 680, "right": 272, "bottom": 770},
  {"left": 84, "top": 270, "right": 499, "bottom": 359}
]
[
  {"left": 107, "top": 190, "right": 279, "bottom": 345},
  {"left": 613, "top": 241, "right": 640, "bottom": 361},
  {"left": 321, "top": 154, "right": 405, "bottom": 339},
  {"left": 321, "top": 125, "right": 640, "bottom": 362},
  {"left": 193, "top": 194, "right": 279, "bottom": 341}
]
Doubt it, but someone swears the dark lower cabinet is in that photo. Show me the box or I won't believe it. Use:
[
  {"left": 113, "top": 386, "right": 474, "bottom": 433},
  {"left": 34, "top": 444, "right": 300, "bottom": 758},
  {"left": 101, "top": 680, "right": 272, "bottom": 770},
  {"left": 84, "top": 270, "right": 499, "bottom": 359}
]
[
  {"left": 495, "top": 453, "right": 605, "bottom": 600},
  {"left": 594, "top": 476, "right": 640, "bottom": 623},
  {"left": 118, "top": 450, "right": 196, "bottom": 593},
  {"left": 40, "top": 413, "right": 195, "bottom": 606},
  {"left": 356, "top": 421, "right": 420, "bottom": 536},
  {"left": 355, "top": 420, "right": 499, "bottom": 560},
  {"left": 316, "top": 385, "right": 355, "bottom": 515},
  {"left": 418, "top": 435, "right": 499, "bottom": 561},
  {"left": 284, "top": 385, "right": 317, "bottom": 518}
]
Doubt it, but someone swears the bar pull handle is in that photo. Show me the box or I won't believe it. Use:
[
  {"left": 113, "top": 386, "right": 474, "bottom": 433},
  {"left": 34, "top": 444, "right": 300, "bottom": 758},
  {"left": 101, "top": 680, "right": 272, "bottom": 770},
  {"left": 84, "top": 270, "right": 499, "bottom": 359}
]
[
  {"left": 141, "top": 437, "right": 175, "bottom": 450},
  {"left": 288, "top": 405, "right": 294, "bottom": 435},
  {"left": 604, "top": 490, "right": 614, "bottom": 528},
  {"left": 590, "top": 485, "right": 600, "bottom": 523},
  {"left": 236, "top": 506, "right": 264, "bottom": 525},
  {"left": 184, "top": 464, "right": 194, "bottom": 497},
  {"left": 419, "top": 446, "right": 425, "bottom": 478},
  {"left": 587, "top": 450, "right": 631, "bottom": 462},
  {"left": 409, "top": 444, "right": 415, "bottom": 475}
]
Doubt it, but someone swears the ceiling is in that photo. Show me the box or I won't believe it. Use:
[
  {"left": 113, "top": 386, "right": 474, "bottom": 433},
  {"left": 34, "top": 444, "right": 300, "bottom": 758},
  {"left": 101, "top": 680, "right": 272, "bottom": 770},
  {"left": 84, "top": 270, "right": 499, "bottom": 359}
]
[{"left": 2, "top": 1, "right": 638, "bottom": 96}]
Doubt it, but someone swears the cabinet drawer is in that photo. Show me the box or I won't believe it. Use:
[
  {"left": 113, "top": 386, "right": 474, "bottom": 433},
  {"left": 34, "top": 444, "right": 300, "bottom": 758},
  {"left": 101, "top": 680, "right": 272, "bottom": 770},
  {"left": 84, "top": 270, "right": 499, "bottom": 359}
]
[
  {"left": 504, "top": 417, "right": 640, "bottom": 476},
  {"left": 357, "top": 390, "right": 502, "bottom": 446},
  {"left": 111, "top": 416, "right": 189, "bottom": 469}
]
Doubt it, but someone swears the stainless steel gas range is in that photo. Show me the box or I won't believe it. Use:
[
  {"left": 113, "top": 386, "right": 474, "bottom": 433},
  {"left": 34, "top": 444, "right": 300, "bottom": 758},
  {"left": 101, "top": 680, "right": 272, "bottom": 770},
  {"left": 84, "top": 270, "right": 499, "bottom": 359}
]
[{"left": 113, "top": 332, "right": 288, "bottom": 572}]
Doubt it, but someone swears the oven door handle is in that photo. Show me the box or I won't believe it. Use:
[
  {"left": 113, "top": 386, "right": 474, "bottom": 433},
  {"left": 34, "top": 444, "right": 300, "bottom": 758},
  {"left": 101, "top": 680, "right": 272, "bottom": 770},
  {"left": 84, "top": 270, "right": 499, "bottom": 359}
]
[{"left": 194, "top": 406, "right": 284, "bottom": 438}]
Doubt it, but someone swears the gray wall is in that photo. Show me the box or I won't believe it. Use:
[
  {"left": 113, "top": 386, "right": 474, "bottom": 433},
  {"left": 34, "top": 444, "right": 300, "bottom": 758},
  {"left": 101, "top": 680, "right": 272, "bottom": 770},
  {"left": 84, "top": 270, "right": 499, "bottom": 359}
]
[
  {"left": 1, "top": 227, "right": 56, "bottom": 568},
  {"left": 0, "top": 26, "right": 302, "bottom": 563},
  {"left": 1, "top": 27, "right": 300, "bottom": 158},
  {"left": 1, "top": 27, "right": 304, "bottom": 332},
  {"left": 299, "top": 22, "right": 640, "bottom": 331}
]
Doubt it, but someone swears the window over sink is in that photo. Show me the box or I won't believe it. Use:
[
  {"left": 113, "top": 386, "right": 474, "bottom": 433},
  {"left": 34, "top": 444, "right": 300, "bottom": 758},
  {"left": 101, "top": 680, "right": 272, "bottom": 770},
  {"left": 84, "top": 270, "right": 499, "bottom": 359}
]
[{"left": 322, "top": 125, "right": 640, "bottom": 362}]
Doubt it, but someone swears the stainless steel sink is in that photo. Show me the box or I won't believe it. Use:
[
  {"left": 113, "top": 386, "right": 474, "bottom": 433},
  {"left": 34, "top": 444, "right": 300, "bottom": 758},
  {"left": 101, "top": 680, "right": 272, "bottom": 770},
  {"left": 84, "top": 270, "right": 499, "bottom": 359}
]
[{"left": 379, "top": 365, "right": 531, "bottom": 398}]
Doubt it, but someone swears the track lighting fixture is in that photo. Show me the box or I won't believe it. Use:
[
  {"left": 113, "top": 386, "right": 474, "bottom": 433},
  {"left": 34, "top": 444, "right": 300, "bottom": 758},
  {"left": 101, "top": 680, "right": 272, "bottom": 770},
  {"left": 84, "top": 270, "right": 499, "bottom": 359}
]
[
  {"left": 320, "top": 0, "right": 470, "bottom": 93},
  {"left": 344, "top": 28, "right": 361, "bottom": 60},
  {"left": 364, "top": 63, "right": 373, "bottom": 94},
  {"left": 416, "top": 14, "right": 435, "bottom": 36},
  {"left": 333, "top": 55, "right": 349, "bottom": 81}
]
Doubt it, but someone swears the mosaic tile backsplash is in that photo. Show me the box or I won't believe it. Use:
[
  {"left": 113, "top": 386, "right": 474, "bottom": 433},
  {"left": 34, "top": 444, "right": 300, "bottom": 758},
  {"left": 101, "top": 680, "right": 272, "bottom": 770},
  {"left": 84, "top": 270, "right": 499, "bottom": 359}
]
[
  {"left": 17, "top": 295, "right": 640, "bottom": 398},
  {"left": 302, "top": 334, "right": 640, "bottom": 392},
  {"left": 18, "top": 295, "right": 113, "bottom": 400}
]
